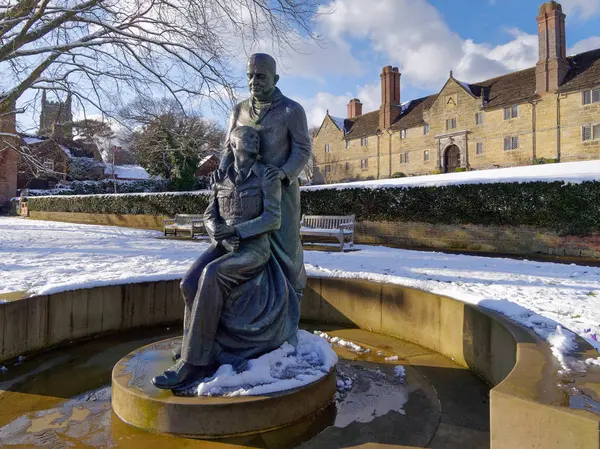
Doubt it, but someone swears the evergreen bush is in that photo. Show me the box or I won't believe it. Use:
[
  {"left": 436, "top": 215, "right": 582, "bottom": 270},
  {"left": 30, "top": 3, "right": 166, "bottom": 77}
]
[{"left": 27, "top": 181, "right": 600, "bottom": 235}]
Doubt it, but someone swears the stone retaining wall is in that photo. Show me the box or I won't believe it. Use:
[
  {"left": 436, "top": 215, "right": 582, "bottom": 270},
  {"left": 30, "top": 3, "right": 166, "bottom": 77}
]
[
  {"left": 27, "top": 211, "right": 600, "bottom": 259},
  {"left": 356, "top": 220, "right": 600, "bottom": 259},
  {"left": 29, "top": 211, "right": 169, "bottom": 230}
]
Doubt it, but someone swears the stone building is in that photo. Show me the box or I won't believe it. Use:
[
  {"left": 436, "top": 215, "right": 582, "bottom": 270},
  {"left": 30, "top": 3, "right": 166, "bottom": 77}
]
[
  {"left": 39, "top": 90, "right": 73, "bottom": 138},
  {"left": 313, "top": 1, "right": 600, "bottom": 183}
]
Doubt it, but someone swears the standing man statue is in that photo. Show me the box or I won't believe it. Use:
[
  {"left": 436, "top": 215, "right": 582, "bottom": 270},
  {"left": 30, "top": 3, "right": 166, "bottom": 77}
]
[{"left": 221, "top": 53, "right": 312, "bottom": 295}]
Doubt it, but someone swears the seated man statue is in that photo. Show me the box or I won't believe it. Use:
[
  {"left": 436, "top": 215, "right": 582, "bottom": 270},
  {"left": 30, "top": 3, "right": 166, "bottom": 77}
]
[{"left": 153, "top": 126, "right": 300, "bottom": 391}]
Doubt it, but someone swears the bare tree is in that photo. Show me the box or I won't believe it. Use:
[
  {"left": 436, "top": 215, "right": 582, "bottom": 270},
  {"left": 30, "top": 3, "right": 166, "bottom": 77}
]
[
  {"left": 120, "top": 96, "right": 224, "bottom": 189},
  {"left": 0, "top": 0, "right": 325, "bottom": 159}
]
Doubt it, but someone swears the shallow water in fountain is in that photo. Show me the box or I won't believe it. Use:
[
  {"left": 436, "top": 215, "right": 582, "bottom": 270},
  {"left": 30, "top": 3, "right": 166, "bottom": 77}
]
[{"left": 0, "top": 325, "right": 490, "bottom": 448}]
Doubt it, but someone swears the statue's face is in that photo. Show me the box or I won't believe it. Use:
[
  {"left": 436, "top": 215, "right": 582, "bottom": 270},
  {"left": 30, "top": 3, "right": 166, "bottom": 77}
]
[
  {"left": 231, "top": 134, "right": 257, "bottom": 166},
  {"left": 247, "top": 60, "right": 278, "bottom": 100}
]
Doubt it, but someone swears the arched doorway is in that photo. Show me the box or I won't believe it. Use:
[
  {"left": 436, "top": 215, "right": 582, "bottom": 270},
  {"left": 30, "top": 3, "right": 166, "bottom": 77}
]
[{"left": 444, "top": 145, "right": 461, "bottom": 173}]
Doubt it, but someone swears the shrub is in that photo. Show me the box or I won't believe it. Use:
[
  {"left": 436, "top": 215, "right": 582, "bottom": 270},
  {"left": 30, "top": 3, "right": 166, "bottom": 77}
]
[
  {"left": 68, "top": 157, "right": 105, "bottom": 181},
  {"left": 391, "top": 172, "right": 407, "bottom": 178},
  {"left": 27, "top": 180, "right": 600, "bottom": 235},
  {"left": 25, "top": 176, "right": 210, "bottom": 196},
  {"left": 300, "top": 181, "right": 600, "bottom": 235},
  {"left": 28, "top": 191, "right": 210, "bottom": 216}
]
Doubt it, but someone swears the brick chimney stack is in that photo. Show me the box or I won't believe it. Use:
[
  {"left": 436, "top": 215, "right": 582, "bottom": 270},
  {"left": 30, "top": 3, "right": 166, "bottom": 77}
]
[
  {"left": 536, "top": 1, "right": 569, "bottom": 94},
  {"left": 347, "top": 98, "right": 363, "bottom": 119},
  {"left": 379, "top": 66, "right": 401, "bottom": 130},
  {"left": 0, "top": 104, "right": 17, "bottom": 206}
]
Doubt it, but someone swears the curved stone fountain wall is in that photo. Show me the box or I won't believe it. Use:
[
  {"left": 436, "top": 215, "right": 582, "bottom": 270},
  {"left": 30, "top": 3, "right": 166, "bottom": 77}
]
[{"left": 0, "top": 277, "right": 599, "bottom": 449}]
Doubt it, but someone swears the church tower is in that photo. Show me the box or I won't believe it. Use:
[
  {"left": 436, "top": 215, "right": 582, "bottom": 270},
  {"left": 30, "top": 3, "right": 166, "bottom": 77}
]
[{"left": 39, "top": 90, "right": 73, "bottom": 138}]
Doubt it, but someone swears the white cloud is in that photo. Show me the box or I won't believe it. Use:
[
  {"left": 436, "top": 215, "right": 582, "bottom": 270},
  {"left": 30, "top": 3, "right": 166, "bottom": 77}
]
[
  {"left": 292, "top": 91, "right": 351, "bottom": 128},
  {"left": 317, "top": 0, "right": 541, "bottom": 87},
  {"left": 292, "top": 82, "right": 381, "bottom": 128},
  {"left": 295, "top": 0, "right": 600, "bottom": 128},
  {"left": 569, "top": 36, "right": 600, "bottom": 55},
  {"left": 560, "top": 0, "right": 600, "bottom": 20}
]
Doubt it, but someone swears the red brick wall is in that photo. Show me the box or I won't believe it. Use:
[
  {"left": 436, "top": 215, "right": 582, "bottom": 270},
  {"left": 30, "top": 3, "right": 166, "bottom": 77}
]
[{"left": 0, "top": 110, "right": 17, "bottom": 205}]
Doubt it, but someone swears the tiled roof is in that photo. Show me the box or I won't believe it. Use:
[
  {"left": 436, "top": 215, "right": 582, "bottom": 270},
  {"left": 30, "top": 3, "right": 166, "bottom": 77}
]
[
  {"left": 390, "top": 95, "right": 437, "bottom": 130},
  {"left": 334, "top": 48, "right": 600, "bottom": 139},
  {"left": 469, "top": 67, "right": 538, "bottom": 110},
  {"left": 344, "top": 111, "right": 380, "bottom": 140},
  {"left": 560, "top": 48, "right": 600, "bottom": 92}
]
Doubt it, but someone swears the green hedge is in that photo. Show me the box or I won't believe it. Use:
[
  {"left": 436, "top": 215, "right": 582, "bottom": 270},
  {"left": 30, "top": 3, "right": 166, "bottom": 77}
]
[
  {"left": 28, "top": 192, "right": 210, "bottom": 216},
  {"left": 27, "top": 181, "right": 600, "bottom": 235},
  {"left": 300, "top": 181, "right": 600, "bottom": 235}
]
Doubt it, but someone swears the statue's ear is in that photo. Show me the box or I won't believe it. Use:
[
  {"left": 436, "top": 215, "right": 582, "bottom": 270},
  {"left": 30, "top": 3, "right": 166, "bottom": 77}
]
[{"left": 274, "top": 74, "right": 280, "bottom": 85}]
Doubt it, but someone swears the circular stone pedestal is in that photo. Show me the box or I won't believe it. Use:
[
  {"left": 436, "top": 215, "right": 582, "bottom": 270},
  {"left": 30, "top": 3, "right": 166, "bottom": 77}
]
[{"left": 111, "top": 337, "right": 337, "bottom": 438}]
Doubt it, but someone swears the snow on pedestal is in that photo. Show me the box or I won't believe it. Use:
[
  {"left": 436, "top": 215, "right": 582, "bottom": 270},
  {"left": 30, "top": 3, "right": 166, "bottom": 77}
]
[{"left": 196, "top": 330, "right": 337, "bottom": 397}]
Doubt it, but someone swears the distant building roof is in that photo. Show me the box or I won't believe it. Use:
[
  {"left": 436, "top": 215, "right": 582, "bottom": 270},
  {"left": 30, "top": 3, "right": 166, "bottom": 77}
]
[{"left": 104, "top": 164, "right": 151, "bottom": 180}]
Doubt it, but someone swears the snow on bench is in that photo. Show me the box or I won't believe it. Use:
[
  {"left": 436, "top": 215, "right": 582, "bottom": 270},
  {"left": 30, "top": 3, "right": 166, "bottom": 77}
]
[{"left": 300, "top": 214, "right": 355, "bottom": 251}]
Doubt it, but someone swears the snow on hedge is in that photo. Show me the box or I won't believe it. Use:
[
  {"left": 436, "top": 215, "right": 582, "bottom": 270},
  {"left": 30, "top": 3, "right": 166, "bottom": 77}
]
[{"left": 303, "top": 160, "right": 600, "bottom": 191}]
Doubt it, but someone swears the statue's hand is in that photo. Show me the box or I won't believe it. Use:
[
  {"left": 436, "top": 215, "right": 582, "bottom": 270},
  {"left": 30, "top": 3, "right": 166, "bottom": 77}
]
[
  {"left": 265, "top": 165, "right": 285, "bottom": 182},
  {"left": 214, "top": 224, "right": 237, "bottom": 241},
  {"left": 230, "top": 236, "right": 240, "bottom": 252},
  {"left": 211, "top": 168, "right": 226, "bottom": 184}
]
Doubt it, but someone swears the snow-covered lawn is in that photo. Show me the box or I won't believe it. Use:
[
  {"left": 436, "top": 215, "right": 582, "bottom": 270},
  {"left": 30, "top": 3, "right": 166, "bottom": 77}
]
[{"left": 1, "top": 217, "right": 599, "bottom": 371}]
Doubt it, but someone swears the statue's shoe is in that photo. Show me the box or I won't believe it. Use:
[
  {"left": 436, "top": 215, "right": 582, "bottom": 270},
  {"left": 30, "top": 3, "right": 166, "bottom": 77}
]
[{"left": 152, "top": 360, "right": 209, "bottom": 391}]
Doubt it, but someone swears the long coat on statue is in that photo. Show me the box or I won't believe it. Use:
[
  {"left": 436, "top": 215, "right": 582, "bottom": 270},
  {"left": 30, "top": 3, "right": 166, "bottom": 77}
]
[{"left": 220, "top": 87, "right": 312, "bottom": 293}]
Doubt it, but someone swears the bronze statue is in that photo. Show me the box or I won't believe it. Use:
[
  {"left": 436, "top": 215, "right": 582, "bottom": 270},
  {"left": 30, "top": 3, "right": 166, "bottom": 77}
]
[{"left": 152, "top": 54, "right": 311, "bottom": 391}]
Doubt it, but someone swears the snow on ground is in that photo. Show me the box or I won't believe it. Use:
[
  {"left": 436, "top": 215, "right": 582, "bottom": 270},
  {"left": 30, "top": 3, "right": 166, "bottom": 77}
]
[
  {"left": 195, "top": 330, "right": 337, "bottom": 396},
  {"left": 302, "top": 160, "right": 600, "bottom": 191},
  {"left": 1, "top": 217, "right": 599, "bottom": 371},
  {"left": 314, "top": 331, "right": 370, "bottom": 354}
]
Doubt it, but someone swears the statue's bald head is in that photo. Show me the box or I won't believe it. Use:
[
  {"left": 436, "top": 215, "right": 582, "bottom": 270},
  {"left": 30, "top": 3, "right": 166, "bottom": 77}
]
[
  {"left": 246, "top": 53, "right": 279, "bottom": 101},
  {"left": 247, "top": 53, "right": 276, "bottom": 75}
]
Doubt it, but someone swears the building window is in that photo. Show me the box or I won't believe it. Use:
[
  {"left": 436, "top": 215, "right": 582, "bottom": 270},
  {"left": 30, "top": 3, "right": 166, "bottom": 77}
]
[
  {"left": 424, "top": 123, "right": 430, "bottom": 135},
  {"left": 504, "top": 136, "right": 519, "bottom": 150},
  {"left": 504, "top": 105, "right": 518, "bottom": 120},
  {"left": 345, "top": 140, "right": 350, "bottom": 149},
  {"left": 400, "top": 152, "right": 409, "bottom": 163},
  {"left": 360, "top": 136, "right": 368, "bottom": 146},
  {"left": 582, "top": 124, "right": 600, "bottom": 141},
  {"left": 43, "top": 159, "right": 54, "bottom": 171},
  {"left": 446, "top": 118, "right": 456, "bottom": 130},
  {"left": 424, "top": 150, "right": 430, "bottom": 161},
  {"left": 582, "top": 88, "right": 600, "bottom": 105},
  {"left": 476, "top": 142, "right": 483, "bottom": 154},
  {"left": 324, "top": 164, "right": 331, "bottom": 174},
  {"left": 325, "top": 143, "right": 330, "bottom": 153},
  {"left": 475, "top": 112, "right": 483, "bottom": 125},
  {"left": 345, "top": 161, "right": 350, "bottom": 171},
  {"left": 400, "top": 129, "right": 407, "bottom": 139},
  {"left": 360, "top": 158, "right": 368, "bottom": 170}
]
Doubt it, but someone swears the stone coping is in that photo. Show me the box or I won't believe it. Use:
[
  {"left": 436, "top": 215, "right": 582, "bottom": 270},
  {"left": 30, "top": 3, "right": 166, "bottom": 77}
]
[{"left": 0, "top": 277, "right": 599, "bottom": 448}]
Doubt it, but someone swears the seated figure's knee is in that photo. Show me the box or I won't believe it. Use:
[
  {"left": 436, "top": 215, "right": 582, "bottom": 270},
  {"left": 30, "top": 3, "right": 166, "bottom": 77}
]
[{"left": 202, "top": 261, "right": 221, "bottom": 280}]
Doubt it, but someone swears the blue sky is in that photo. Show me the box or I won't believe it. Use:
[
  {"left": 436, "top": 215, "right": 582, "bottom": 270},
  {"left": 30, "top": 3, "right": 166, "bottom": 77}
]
[
  {"left": 262, "top": 0, "right": 600, "bottom": 128},
  {"left": 16, "top": 0, "right": 600, "bottom": 134}
]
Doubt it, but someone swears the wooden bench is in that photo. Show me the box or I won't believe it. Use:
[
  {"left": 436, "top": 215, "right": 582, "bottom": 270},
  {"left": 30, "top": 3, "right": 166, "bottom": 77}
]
[
  {"left": 163, "top": 214, "right": 205, "bottom": 238},
  {"left": 300, "top": 214, "right": 355, "bottom": 251}
]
